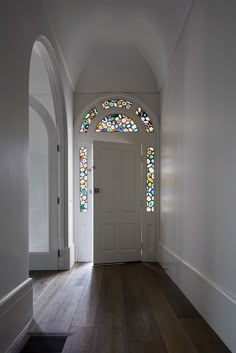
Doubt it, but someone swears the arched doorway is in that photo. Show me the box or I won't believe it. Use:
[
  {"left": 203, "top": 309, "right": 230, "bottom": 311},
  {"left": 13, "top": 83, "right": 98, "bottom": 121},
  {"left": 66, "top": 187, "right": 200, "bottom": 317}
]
[
  {"left": 74, "top": 96, "right": 159, "bottom": 264},
  {"left": 29, "top": 37, "right": 68, "bottom": 270}
]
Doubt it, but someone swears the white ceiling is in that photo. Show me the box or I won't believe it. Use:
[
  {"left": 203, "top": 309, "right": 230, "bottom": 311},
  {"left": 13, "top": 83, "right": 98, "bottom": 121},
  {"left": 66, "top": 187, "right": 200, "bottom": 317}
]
[
  {"left": 76, "top": 43, "right": 158, "bottom": 93},
  {"left": 43, "top": 0, "right": 193, "bottom": 92}
]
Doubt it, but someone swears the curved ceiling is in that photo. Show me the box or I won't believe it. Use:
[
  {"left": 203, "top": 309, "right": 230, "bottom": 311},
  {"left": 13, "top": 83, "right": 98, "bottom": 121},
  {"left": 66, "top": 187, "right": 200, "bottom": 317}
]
[
  {"left": 76, "top": 43, "right": 158, "bottom": 93},
  {"left": 43, "top": 0, "right": 193, "bottom": 91}
]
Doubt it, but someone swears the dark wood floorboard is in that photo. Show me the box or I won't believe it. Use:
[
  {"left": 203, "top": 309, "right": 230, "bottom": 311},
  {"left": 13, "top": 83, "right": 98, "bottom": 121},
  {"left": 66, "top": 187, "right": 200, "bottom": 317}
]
[
  {"left": 29, "top": 270, "right": 59, "bottom": 302},
  {"left": 26, "top": 262, "right": 231, "bottom": 353}
]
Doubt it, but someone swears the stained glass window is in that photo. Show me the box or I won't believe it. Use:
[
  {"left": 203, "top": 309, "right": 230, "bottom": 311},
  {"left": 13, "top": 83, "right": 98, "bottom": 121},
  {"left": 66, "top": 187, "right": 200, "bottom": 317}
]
[
  {"left": 146, "top": 147, "right": 155, "bottom": 212},
  {"left": 101, "top": 99, "right": 132, "bottom": 110},
  {"left": 96, "top": 114, "right": 139, "bottom": 132},
  {"left": 80, "top": 108, "right": 98, "bottom": 133},
  {"left": 80, "top": 147, "right": 88, "bottom": 212},
  {"left": 136, "top": 107, "right": 154, "bottom": 133}
]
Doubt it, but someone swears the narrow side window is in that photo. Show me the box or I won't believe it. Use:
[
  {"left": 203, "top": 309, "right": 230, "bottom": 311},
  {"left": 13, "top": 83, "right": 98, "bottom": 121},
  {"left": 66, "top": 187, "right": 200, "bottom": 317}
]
[
  {"left": 146, "top": 147, "right": 155, "bottom": 212},
  {"left": 80, "top": 147, "right": 88, "bottom": 212}
]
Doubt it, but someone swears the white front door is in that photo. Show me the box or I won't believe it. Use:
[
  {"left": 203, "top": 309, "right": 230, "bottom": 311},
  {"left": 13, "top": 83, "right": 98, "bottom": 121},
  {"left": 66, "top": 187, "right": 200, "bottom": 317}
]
[{"left": 93, "top": 141, "right": 141, "bottom": 264}]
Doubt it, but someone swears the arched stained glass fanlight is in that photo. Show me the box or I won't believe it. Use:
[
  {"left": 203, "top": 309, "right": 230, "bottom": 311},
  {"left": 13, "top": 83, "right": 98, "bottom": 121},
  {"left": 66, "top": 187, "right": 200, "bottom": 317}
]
[
  {"left": 96, "top": 114, "right": 139, "bottom": 132},
  {"left": 136, "top": 107, "right": 154, "bottom": 133},
  {"left": 80, "top": 107, "right": 98, "bottom": 133},
  {"left": 101, "top": 99, "right": 132, "bottom": 110}
]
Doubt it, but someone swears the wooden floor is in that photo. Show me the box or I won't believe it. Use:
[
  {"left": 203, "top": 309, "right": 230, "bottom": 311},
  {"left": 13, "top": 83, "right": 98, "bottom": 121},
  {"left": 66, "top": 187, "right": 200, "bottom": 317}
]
[{"left": 25, "top": 263, "right": 231, "bottom": 353}]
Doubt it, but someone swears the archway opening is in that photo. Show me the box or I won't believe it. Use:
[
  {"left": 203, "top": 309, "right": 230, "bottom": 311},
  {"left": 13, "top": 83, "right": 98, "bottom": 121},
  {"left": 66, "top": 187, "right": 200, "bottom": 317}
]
[
  {"left": 29, "top": 41, "right": 59, "bottom": 271},
  {"left": 28, "top": 37, "right": 69, "bottom": 272}
]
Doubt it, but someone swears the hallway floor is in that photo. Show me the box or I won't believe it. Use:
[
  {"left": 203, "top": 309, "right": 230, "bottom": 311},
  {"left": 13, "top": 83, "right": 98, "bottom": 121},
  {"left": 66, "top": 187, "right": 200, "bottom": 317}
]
[{"left": 25, "top": 263, "right": 231, "bottom": 353}]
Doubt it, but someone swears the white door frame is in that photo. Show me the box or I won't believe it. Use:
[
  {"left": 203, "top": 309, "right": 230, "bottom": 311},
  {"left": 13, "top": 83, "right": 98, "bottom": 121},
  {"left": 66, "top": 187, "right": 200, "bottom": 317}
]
[{"left": 74, "top": 94, "right": 160, "bottom": 263}]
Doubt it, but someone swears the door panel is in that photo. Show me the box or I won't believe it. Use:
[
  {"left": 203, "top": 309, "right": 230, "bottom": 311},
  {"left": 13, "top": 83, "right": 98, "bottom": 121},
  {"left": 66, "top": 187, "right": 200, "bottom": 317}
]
[
  {"left": 119, "top": 224, "right": 137, "bottom": 249},
  {"left": 94, "top": 141, "right": 141, "bottom": 264},
  {"left": 100, "top": 225, "right": 116, "bottom": 251}
]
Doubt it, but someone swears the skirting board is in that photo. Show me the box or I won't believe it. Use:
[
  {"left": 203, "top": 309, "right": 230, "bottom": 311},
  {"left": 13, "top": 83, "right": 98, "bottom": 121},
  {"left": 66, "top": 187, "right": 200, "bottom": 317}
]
[
  {"left": 159, "top": 243, "right": 236, "bottom": 353},
  {"left": 64, "top": 243, "right": 75, "bottom": 270},
  {"left": 0, "top": 279, "right": 33, "bottom": 353}
]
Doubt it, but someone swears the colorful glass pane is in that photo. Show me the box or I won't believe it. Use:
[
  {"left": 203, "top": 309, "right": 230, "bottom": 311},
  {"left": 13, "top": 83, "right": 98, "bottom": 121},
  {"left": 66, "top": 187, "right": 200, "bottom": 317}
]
[
  {"left": 136, "top": 107, "right": 154, "bottom": 133},
  {"left": 101, "top": 99, "right": 132, "bottom": 110},
  {"left": 146, "top": 147, "right": 155, "bottom": 212},
  {"left": 96, "top": 114, "right": 139, "bottom": 132},
  {"left": 80, "top": 108, "right": 98, "bottom": 133},
  {"left": 80, "top": 147, "right": 88, "bottom": 212}
]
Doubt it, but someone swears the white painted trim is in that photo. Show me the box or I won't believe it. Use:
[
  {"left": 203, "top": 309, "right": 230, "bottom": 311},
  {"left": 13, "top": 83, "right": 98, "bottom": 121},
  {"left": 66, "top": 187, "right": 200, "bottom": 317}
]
[
  {"left": 64, "top": 243, "right": 75, "bottom": 270},
  {"left": 159, "top": 243, "right": 236, "bottom": 304},
  {"left": 6, "top": 319, "right": 33, "bottom": 353},
  {"left": 159, "top": 243, "right": 235, "bottom": 352},
  {"left": 0, "top": 279, "right": 32, "bottom": 313},
  {"left": 0, "top": 280, "right": 33, "bottom": 353}
]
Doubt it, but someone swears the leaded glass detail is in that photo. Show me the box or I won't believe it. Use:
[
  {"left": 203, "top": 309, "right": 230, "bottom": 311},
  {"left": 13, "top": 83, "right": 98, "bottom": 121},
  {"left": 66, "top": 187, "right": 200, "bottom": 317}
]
[
  {"left": 80, "top": 108, "right": 98, "bottom": 133},
  {"left": 101, "top": 99, "right": 132, "bottom": 110},
  {"left": 136, "top": 107, "right": 154, "bottom": 133},
  {"left": 146, "top": 147, "right": 155, "bottom": 212},
  {"left": 96, "top": 114, "right": 139, "bottom": 132},
  {"left": 80, "top": 147, "right": 88, "bottom": 212}
]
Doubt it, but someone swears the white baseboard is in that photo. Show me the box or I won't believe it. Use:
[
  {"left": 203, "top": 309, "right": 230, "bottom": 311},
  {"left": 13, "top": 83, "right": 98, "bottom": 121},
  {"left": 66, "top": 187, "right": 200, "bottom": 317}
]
[
  {"left": 64, "top": 243, "right": 75, "bottom": 270},
  {"left": 159, "top": 244, "right": 236, "bottom": 353},
  {"left": 0, "top": 279, "right": 33, "bottom": 353},
  {"left": 6, "top": 319, "right": 32, "bottom": 353}
]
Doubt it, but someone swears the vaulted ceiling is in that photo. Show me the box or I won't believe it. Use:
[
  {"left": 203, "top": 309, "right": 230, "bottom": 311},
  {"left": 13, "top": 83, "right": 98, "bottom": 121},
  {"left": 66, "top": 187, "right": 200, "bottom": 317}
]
[{"left": 43, "top": 0, "right": 193, "bottom": 92}]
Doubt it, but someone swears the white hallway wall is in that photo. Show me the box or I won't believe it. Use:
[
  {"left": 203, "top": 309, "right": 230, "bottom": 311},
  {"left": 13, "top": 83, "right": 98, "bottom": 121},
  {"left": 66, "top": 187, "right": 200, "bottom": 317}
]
[
  {"left": 160, "top": 0, "right": 236, "bottom": 351},
  {"left": 0, "top": 2, "right": 73, "bottom": 351}
]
